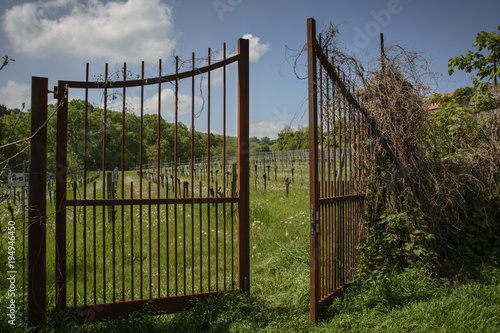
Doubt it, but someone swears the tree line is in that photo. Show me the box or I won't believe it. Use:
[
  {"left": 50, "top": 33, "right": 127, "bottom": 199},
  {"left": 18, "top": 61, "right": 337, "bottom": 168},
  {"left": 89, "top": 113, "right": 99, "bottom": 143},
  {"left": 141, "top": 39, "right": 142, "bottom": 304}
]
[{"left": 0, "top": 99, "right": 313, "bottom": 174}]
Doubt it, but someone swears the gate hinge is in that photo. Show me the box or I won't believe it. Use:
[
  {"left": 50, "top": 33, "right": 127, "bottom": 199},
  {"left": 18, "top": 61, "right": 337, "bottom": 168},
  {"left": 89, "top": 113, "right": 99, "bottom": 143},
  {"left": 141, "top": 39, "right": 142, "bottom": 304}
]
[{"left": 49, "top": 86, "right": 58, "bottom": 99}]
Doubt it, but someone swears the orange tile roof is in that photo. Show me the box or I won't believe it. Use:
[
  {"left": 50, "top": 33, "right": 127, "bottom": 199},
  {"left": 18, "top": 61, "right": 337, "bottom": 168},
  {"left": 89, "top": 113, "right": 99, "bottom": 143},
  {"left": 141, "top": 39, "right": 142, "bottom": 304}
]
[{"left": 426, "top": 91, "right": 455, "bottom": 110}]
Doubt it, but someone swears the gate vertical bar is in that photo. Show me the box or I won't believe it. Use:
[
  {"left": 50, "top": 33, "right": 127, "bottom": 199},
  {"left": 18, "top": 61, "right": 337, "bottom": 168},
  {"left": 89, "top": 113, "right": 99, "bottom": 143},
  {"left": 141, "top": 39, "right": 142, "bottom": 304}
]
[
  {"left": 121, "top": 63, "right": 127, "bottom": 301},
  {"left": 222, "top": 43, "right": 227, "bottom": 290},
  {"left": 28, "top": 76, "right": 48, "bottom": 327},
  {"left": 237, "top": 38, "right": 250, "bottom": 293},
  {"left": 55, "top": 80, "right": 68, "bottom": 311},
  {"left": 83, "top": 63, "right": 89, "bottom": 305},
  {"left": 206, "top": 48, "right": 211, "bottom": 293},
  {"left": 307, "top": 17, "right": 320, "bottom": 323}
]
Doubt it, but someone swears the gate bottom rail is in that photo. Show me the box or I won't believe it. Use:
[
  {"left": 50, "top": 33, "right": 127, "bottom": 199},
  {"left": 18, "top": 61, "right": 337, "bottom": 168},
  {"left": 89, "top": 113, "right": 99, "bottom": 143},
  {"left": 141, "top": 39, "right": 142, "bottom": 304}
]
[{"left": 65, "top": 290, "right": 236, "bottom": 323}]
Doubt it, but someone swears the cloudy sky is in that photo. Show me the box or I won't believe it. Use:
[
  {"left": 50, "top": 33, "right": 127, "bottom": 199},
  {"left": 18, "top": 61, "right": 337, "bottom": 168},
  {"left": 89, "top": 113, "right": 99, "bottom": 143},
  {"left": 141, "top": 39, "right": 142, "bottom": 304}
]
[{"left": 0, "top": 0, "right": 498, "bottom": 139}]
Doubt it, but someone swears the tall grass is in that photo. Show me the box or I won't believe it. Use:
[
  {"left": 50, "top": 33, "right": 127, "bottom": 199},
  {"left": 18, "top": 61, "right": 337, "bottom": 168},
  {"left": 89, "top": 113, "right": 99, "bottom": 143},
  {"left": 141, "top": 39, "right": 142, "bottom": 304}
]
[{"left": 1, "top": 160, "right": 499, "bottom": 332}]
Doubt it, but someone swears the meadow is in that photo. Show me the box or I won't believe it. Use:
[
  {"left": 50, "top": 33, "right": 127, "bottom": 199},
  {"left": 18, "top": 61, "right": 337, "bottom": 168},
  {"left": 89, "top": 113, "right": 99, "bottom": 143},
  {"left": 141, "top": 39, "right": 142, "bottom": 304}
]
[{"left": 1, "top": 158, "right": 499, "bottom": 332}]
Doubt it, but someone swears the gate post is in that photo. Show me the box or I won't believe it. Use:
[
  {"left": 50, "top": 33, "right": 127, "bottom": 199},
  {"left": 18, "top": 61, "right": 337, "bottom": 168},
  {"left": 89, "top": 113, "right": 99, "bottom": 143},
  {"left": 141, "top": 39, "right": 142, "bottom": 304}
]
[
  {"left": 237, "top": 38, "right": 250, "bottom": 293},
  {"left": 307, "top": 18, "right": 321, "bottom": 323},
  {"left": 28, "top": 77, "right": 48, "bottom": 327}
]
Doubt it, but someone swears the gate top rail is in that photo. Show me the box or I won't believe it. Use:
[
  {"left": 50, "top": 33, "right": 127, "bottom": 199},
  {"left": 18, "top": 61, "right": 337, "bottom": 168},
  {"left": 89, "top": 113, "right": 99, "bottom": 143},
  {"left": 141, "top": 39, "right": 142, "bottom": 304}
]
[
  {"left": 59, "top": 54, "right": 240, "bottom": 90},
  {"left": 311, "top": 37, "right": 365, "bottom": 116}
]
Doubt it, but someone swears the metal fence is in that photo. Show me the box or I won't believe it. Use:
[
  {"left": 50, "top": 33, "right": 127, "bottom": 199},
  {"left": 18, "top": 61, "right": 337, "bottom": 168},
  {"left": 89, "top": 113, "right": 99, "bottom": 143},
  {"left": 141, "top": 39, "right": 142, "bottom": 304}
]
[
  {"left": 307, "top": 18, "right": 367, "bottom": 323},
  {"left": 29, "top": 39, "right": 249, "bottom": 325}
]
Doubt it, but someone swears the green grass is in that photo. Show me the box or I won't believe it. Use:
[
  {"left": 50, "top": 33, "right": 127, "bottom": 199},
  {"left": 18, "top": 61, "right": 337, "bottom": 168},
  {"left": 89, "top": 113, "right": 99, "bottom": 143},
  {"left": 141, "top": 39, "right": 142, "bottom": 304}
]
[{"left": 1, "top": 160, "right": 500, "bottom": 332}]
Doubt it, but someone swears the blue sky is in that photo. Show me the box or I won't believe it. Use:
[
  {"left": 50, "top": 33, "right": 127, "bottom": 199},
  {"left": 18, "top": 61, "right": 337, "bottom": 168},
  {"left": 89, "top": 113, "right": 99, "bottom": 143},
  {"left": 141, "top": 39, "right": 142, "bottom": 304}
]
[{"left": 0, "top": 0, "right": 498, "bottom": 139}]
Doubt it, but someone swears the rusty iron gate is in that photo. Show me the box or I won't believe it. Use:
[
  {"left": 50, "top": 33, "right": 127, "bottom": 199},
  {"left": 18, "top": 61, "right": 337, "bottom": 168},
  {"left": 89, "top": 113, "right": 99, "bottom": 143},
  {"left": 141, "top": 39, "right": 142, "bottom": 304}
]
[
  {"left": 307, "top": 18, "right": 366, "bottom": 323},
  {"left": 29, "top": 38, "right": 249, "bottom": 325}
]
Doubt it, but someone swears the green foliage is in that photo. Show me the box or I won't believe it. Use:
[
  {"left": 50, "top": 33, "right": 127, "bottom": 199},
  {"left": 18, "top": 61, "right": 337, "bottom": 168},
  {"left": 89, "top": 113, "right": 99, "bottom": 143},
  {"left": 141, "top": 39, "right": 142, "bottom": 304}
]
[
  {"left": 360, "top": 204, "right": 435, "bottom": 274},
  {"left": 470, "top": 82, "right": 498, "bottom": 110},
  {"left": 448, "top": 24, "right": 500, "bottom": 87},
  {"left": 322, "top": 264, "right": 500, "bottom": 332},
  {"left": 0, "top": 108, "right": 30, "bottom": 170},
  {"left": 257, "top": 142, "right": 270, "bottom": 152},
  {"left": 0, "top": 104, "right": 9, "bottom": 116},
  {"left": 419, "top": 90, "right": 500, "bottom": 268},
  {"left": 425, "top": 105, "right": 481, "bottom": 160},
  {"left": 249, "top": 136, "right": 275, "bottom": 152},
  {"left": 452, "top": 86, "right": 474, "bottom": 105},
  {"left": 276, "top": 125, "right": 309, "bottom": 151},
  {"left": 165, "top": 292, "right": 265, "bottom": 332},
  {"left": 1, "top": 99, "right": 241, "bottom": 173}
]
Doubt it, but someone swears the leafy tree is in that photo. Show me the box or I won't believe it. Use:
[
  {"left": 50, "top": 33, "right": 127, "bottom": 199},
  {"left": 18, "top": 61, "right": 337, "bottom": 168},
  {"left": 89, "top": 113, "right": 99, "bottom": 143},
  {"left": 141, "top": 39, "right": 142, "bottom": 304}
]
[
  {"left": 257, "top": 143, "right": 270, "bottom": 152},
  {"left": 0, "top": 108, "right": 30, "bottom": 171},
  {"left": 276, "top": 125, "right": 309, "bottom": 151},
  {"left": 452, "top": 86, "right": 474, "bottom": 105},
  {"left": 448, "top": 24, "right": 500, "bottom": 87},
  {"left": 276, "top": 128, "right": 294, "bottom": 151},
  {"left": 249, "top": 141, "right": 260, "bottom": 152},
  {"left": 0, "top": 104, "right": 9, "bottom": 116},
  {"left": 260, "top": 136, "right": 271, "bottom": 145},
  {"left": 292, "top": 126, "right": 309, "bottom": 149}
]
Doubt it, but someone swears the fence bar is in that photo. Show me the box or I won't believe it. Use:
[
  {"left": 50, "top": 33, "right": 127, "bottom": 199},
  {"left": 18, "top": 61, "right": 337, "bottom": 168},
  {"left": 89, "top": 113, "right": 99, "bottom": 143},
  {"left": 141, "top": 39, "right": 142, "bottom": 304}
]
[
  {"left": 139, "top": 62, "right": 144, "bottom": 300},
  {"left": 148, "top": 182, "right": 152, "bottom": 299},
  {"left": 237, "top": 38, "right": 250, "bottom": 293},
  {"left": 55, "top": 79, "right": 68, "bottom": 311},
  {"left": 190, "top": 52, "right": 196, "bottom": 294},
  {"left": 164, "top": 182, "right": 168, "bottom": 296},
  {"left": 223, "top": 43, "right": 228, "bottom": 289},
  {"left": 73, "top": 183, "right": 77, "bottom": 306},
  {"left": 207, "top": 48, "right": 212, "bottom": 292},
  {"left": 83, "top": 64, "right": 89, "bottom": 305},
  {"left": 122, "top": 63, "right": 127, "bottom": 302},
  {"left": 102, "top": 64, "right": 108, "bottom": 304},
  {"left": 130, "top": 183, "right": 134, "bottom": 300},
  {"left": 93, "top": 182, "right": 97, "bottom": 303},
  {"left": 28, "top": 76, "right": 48, "bottom": 327},
  {"left": 199, "top": 182, "right": 203, "bottom": 292}
]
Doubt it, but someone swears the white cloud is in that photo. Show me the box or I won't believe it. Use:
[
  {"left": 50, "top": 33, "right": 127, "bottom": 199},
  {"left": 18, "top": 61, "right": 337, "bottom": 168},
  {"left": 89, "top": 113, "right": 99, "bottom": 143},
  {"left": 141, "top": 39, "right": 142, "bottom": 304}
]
[
  {"left": 0, "top": 81, "right": 30, "bottom": 110},
  {"left": 241, "top": 34, "right": 269, "bottom": 63},
  {"left": 250, "top": 120, "right": 285, "bottom": 140},
  {"left": 2, "top": 0, "right": 176, "bottom": 63}
]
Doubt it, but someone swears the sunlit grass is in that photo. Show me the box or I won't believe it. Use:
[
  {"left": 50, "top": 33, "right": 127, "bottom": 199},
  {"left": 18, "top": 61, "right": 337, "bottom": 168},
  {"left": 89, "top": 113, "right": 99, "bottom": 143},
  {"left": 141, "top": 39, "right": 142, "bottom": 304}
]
[{"left": 2, "top": 158, "right": 500, "bottom": 332}]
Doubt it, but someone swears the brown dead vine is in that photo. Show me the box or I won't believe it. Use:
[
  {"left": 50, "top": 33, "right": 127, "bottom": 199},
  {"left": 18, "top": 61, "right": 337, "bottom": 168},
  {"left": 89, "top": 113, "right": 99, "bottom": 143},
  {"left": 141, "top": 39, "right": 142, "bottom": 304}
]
[{"left": 299, "top": 23, "right": 500, "bottom": 266}]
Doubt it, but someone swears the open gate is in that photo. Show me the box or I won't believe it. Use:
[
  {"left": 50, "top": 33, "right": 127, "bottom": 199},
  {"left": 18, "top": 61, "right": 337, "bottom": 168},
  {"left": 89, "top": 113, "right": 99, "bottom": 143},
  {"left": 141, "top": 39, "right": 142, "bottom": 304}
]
[
  {"left": 307, "top": 18, "right": 366, "bottom": 323},
  {"left": 29, "top": 38, "right": 249, "bottom": 325}
]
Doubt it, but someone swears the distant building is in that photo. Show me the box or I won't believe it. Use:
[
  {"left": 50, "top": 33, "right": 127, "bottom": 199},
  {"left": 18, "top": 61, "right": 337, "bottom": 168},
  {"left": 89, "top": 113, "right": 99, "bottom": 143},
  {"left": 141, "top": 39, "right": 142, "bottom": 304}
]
[{"left": 426, "top": 91, "right": 455, "bottom": 111}]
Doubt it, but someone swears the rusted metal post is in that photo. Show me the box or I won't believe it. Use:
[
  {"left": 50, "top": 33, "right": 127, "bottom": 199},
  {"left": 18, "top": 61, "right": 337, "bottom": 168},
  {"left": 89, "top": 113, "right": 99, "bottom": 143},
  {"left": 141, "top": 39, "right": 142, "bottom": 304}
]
[
  {"left": 380, "top": 33, "right": 385, "bottom": 73},
  {"left": 237, "top": 38, "right": 250, "bottom": 293},
  {"left": 307, "top": 17, "right": 320, "bottom": 324},
  {"left": 55, "top": 80, "right": 68, "bottom": 312},
  {"left": 28, "top": 77, "right": 48, "bottom": 328}
]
